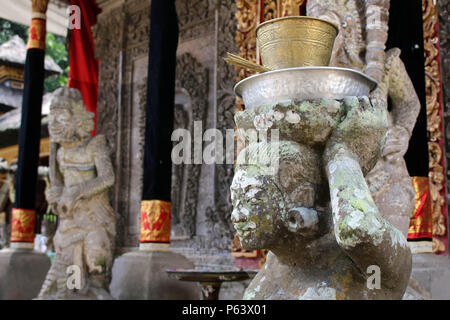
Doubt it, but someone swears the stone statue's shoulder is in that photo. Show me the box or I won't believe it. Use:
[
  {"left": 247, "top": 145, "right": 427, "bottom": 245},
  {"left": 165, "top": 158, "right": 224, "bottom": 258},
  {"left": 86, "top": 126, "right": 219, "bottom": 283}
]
[{"left": 87, "top": 135, "right": 110, "bottom": 154}]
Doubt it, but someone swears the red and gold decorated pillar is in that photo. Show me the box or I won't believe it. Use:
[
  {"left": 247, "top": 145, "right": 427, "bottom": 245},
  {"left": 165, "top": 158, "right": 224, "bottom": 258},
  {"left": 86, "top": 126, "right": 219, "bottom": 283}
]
[
  {"left": 10, "top": 208, "right": 36, "bottom": 244},
  {"left": 140, "top": 200, "right": 172, "bottom": 249},
  {"left": 11, "top": 0, "right": 49, "bottom": 249}
]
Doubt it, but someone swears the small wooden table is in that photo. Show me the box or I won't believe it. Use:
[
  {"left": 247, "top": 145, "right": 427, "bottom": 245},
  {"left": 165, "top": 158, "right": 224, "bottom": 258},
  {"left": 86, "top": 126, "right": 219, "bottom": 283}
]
[{"left": 166, "top": 269, "right": 258, "bottom": 300}]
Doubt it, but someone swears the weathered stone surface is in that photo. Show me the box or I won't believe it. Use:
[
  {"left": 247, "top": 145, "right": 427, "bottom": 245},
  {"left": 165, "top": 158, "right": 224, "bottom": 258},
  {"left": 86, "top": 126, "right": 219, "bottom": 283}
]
[
  {"left": 231, "top": 97, "right": 412, "bottom": 300},
  {"left": 0, "top": 249, "right": 50, "bottom": 300},
  {"left": 109, "top": 250, "right": 199, "bottom": 300},
  {"left": 235, "top": 99, "right": 345, "bottom": 147}
]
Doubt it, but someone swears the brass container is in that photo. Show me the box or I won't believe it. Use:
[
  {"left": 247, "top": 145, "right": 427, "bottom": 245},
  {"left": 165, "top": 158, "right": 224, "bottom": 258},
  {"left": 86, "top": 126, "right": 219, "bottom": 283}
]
[{"left": 256, "top": 16, "right": 339, "bottom": 69}]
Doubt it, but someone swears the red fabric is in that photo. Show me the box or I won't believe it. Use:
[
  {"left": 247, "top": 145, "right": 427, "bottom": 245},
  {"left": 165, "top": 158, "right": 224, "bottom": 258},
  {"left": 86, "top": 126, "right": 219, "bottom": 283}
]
[{"left": 68, "top": 0, "right": 101, "bottom": 136}]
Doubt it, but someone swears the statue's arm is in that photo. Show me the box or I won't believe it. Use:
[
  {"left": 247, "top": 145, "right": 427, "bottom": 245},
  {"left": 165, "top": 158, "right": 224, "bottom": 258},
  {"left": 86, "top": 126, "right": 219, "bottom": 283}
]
[
  {"left": 388, "top": 56, "right": 421, "bottom": 137},
  {"left": 46, "top": 144, "right": 64, "bottom": 206},
  {"left": 326, "top": 146, "right": 411, "bottom": 292},
  {"left": 324, "top": 97, "right": 411, "bottom": 292},
  {"left": 76, "top": 135, "right": 115, "bottom": 200}
]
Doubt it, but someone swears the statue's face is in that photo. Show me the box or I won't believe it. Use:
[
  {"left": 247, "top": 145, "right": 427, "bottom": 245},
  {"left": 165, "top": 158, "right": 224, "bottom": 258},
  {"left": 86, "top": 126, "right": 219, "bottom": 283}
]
[
  {"left": 231, "top": 169, "right": 286, "bottom": 250},
  {"left": 231, "top": 162, "right": 330, "bottom": 250},
  {"left": 48, "top": 108, "right": 76, "bottom": 143}
]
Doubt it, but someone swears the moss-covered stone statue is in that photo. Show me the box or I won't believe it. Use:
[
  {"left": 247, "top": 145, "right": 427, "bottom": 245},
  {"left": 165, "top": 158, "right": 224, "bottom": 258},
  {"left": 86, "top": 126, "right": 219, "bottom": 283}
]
[
  {"left": 37, "top": 88, "right": 115, "bottom": 300},
  {"left": 232, "top": 97, "right": 412, "bottom": 300}
]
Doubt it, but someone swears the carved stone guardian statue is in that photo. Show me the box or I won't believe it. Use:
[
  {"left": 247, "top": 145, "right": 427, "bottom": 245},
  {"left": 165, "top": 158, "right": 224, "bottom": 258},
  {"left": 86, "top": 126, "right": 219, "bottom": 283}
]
[
  {"left": 37, "top": 88, "right": 116, "bottom": 300},
  {"left": 232, "top": 97, "right": 412, "bottom": 299}
]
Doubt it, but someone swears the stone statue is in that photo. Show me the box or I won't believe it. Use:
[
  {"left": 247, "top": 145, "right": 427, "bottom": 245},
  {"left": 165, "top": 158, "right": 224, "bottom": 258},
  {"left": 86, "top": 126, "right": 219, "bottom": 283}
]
[
  {"left": 38, "top": 88, "right": 116, "bottom": 300},
  {"left": 307, "top": 0, "right": 421, "bottom": 236},
  {"left": 232, "top": 97, "right": 412, "bottom": 299}
]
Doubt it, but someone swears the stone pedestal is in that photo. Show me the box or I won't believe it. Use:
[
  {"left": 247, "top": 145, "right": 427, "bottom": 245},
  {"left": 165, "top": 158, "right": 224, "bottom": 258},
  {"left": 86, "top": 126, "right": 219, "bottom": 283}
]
[
  {"left": 109, "top": 250, "right": 199, "bottom": 300},
  {"left": 0, "top": 248, "right": 50, "bottom": 300}
]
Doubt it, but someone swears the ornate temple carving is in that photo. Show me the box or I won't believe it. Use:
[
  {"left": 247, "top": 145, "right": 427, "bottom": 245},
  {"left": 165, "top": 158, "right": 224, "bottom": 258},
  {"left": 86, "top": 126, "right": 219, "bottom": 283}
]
[
  {"left": 176, "top": 0, "right": 215, "bottom": 41},
  {"left": 423, "top": 0, "right": 447, "bottom": 253},
  {"left": 280, "top": 0, "right": 305, "bottom": 16},
  {"left": 235, "top": 0, "right": 258, "bottom": 83}
]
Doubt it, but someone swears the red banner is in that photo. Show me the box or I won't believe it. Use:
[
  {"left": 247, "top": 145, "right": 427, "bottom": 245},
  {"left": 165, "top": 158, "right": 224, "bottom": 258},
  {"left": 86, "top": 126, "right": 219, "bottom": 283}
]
[{"left": 68, "top": 0, "right": 101, "bottom": 136}]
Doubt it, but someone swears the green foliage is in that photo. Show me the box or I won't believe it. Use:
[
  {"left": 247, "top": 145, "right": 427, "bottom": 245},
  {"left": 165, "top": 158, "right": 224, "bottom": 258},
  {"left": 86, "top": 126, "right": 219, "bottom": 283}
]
[
  {"left": 44, "top": 33, "right": 69, "bottom": 93},
  {"left": 0, "top": 18, "right": 68, "bottom": 93}
]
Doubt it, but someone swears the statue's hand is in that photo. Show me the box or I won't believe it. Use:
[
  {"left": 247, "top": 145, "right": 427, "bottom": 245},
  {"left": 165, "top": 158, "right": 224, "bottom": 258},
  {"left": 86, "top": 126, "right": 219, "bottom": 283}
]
[
  {"left": 58, "top": 186, "right": 81, "bottom": 215},
  {"left": 324, "top": 97, "right": 388, "bottom": 175},
  {"left": 381, "top": 125, "right": 410, "bottom": 163},
  {"left": 45, "top": 187, "right": 62, "bottom": 204}
]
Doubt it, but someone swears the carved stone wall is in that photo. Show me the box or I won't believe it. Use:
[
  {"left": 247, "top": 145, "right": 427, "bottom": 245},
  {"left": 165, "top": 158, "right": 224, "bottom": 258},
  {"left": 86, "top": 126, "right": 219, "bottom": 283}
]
[
  {"left": 176, "top": 0, "right": 216, "bottom": 41},
  {"left": 208, "top": 0, "right": 239, "bottom": 250},
  {"left": 171, "top": 53, "right": 208, "bottom": 239},
  {"left": 94, "top": 0, "right": 150, "bottom": 249}
]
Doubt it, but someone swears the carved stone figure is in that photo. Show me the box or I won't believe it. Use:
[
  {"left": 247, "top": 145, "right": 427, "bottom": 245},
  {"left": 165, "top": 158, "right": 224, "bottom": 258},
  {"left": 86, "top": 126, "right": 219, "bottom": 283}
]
[
  {"left": 307, "top": 0, "right": 421, "bottom": 236},
  {"left": 38, "top": 88, "right": 115, "bottom": 300},
  {"left": 232, "top": 97, "right": 412, "bottom": 299}
]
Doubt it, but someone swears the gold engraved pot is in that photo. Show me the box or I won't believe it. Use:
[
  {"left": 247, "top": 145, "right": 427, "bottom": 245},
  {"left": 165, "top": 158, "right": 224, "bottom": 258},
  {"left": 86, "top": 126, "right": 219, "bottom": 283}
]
[{"left": 256, "top": 16, "right": 338, "bottom": 69}]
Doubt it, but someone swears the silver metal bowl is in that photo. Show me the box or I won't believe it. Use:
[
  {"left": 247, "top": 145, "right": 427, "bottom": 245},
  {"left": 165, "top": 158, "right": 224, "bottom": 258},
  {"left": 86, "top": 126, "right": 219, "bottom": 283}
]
[{"left": 234, "top": 67, "right": 377, "bottom": 110}]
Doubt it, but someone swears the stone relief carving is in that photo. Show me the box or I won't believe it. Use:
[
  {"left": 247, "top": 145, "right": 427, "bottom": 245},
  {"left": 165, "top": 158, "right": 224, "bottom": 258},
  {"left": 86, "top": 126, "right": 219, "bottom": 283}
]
[
  {"left": 170, "top": 53, "right": 209, "bottom": 239},
  {"left": 206, "top": 0, "right": 239, "bottom": 250},
  {"left": 307, "top": 0, "right": 420, "bottom": 237},
  {"left": 38, "top": 88, "right": 115, "bottom": 300},
  {"left": 171, "top": 104, "right": 189, "bottom": 235},
  {"left": 93, "top": 6, "right": 125, "bottom": 155},
  {"left": 176, "top": 0, "right": 216, "bottom": 41},
  {"left": 232, "top": 97, "right": 412, "bottom": 299}
]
